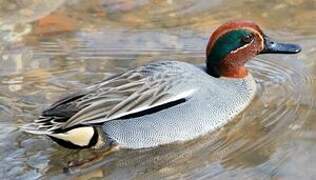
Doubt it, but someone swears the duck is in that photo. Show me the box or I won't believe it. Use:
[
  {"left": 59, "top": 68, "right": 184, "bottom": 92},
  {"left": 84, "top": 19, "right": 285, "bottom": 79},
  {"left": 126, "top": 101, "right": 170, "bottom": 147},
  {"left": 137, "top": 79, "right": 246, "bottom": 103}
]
[{"left": 22, "top": 20, "right": 301, "bottom": 149}]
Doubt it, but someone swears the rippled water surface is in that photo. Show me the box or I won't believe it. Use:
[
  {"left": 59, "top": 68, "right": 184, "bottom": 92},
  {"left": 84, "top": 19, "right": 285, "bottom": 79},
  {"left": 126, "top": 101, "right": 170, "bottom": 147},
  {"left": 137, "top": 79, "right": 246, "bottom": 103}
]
[{"left": 0, "top": 0, "right": 316, "bottom": 179}]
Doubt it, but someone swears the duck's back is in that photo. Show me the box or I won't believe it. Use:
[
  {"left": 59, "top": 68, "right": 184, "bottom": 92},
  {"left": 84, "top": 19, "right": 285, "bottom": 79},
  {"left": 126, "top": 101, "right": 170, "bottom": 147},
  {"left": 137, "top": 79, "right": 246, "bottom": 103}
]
[{"left": 102, "top": 61, "right": 256, "bottom": 149}]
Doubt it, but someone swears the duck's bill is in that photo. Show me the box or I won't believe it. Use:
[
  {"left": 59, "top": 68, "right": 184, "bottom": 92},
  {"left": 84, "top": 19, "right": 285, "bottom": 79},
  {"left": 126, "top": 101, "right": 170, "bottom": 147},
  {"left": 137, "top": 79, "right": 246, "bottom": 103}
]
[{"left": 260, "top": 36, "right": 301, "bottom": 54}]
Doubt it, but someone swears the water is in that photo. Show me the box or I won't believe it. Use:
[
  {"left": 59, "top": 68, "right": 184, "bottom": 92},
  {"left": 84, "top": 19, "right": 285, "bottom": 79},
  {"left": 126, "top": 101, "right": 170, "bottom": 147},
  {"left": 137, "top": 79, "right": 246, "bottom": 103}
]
[{"left": 0, "top": 0, "right": 315, "bottom": 179}]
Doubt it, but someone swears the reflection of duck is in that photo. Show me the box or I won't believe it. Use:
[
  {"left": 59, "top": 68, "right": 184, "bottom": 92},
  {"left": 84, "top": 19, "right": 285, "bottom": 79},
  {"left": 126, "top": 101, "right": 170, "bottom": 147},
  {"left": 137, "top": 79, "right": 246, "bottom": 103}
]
[{"left": 22, "top": 20, "right": 301, "bottom": 149}]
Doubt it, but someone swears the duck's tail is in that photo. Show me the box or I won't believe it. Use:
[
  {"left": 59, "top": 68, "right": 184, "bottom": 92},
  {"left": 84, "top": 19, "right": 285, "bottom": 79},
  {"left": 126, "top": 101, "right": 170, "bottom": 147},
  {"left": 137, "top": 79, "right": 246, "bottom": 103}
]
[
  {"left": 21, "top": 122, "right": 53, "bottom": 135},
  {"left": 21, "top": 120, "right": 99, "bottom": 149}
]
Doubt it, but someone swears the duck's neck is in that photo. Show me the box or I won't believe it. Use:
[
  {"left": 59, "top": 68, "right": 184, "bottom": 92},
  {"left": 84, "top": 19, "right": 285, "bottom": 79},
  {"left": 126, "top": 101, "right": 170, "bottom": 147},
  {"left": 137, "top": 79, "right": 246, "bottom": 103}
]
[
  {"left": 207, "top": 63, "right": 248, "bottom": 78},
  {"left": 207, "top": 51, "right": 251, "bottom": 78},
  {"left": 219, "top": 64, "right": 248, "bottom": 78}
]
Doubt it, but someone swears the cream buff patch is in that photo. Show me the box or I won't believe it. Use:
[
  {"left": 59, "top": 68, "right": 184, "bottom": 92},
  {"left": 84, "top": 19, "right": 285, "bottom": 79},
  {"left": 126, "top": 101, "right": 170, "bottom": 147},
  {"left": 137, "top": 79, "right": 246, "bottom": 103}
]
[{"left": 50, "top": 126, "right": 94, "bottom": 146}]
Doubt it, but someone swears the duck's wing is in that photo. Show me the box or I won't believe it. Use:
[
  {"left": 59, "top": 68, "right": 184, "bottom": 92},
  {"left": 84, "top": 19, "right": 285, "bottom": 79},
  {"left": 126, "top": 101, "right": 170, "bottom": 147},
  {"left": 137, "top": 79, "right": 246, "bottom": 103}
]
[{"left": 23, "top": 62, "right": 197, "bottom": 134}]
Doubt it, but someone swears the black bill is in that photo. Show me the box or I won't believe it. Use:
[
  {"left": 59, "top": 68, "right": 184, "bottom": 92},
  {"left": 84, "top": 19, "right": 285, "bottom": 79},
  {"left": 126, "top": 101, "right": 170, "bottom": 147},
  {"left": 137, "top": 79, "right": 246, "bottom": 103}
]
[{"left": 260, "top": 35, "right": 301, "bottom": 54}]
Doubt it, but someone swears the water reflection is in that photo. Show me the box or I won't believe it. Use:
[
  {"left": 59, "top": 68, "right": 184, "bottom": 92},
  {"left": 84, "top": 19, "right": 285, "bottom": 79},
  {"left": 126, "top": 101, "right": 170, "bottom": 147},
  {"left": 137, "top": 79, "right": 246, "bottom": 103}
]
[{"left": 0, "top": 0, "right": 316, "bottom": 179}]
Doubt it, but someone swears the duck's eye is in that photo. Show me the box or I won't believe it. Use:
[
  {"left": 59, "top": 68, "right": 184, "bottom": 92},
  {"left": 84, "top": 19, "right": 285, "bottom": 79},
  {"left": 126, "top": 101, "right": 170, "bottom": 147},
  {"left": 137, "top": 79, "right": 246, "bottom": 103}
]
[{"left": 241, "top": 34, "right": 254, "bottom": 44}]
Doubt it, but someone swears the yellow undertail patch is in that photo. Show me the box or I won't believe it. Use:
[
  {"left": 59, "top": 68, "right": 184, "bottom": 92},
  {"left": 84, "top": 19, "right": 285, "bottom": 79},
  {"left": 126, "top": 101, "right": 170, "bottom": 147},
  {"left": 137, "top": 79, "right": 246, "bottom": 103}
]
[{"left": 50, "top": 127, "right": 94, "bottom": 147}]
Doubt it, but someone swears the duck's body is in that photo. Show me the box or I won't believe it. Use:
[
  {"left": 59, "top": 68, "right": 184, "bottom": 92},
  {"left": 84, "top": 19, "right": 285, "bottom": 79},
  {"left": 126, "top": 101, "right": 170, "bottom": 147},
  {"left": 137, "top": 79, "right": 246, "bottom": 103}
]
[
  {"left": 22, "top": 20, "right": 300, "bottom": 149},
  {"left": 102, "top": 61, "right": 256, "bottom": 148}
]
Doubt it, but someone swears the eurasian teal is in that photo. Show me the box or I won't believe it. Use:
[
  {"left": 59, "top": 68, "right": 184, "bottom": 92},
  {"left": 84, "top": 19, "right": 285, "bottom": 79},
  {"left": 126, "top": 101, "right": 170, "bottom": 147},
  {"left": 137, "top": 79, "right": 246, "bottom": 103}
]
[{"left": 23, "top": 20, "right": 301, "bottom": 149}]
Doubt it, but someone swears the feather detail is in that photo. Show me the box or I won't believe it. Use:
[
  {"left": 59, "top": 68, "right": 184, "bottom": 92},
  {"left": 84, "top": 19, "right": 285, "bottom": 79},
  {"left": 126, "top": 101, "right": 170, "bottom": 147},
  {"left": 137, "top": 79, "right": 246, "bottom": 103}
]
[{"left": 23, "top": 61, "right": 197, "bottom": 134}]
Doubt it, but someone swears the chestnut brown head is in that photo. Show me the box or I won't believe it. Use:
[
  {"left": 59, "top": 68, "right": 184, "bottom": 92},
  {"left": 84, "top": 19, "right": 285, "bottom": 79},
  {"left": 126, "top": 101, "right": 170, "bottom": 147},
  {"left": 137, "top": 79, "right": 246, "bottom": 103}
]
[{"left": 206, "top": 20, "right": 301, "bottom": 78}]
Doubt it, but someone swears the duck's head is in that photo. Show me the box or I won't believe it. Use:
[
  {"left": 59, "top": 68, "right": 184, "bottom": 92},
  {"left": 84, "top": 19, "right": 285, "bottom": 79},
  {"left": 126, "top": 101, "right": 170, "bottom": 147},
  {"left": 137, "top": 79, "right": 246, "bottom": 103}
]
[{"left": 206, "top": 20, "right": 301, "bottom": 78}]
